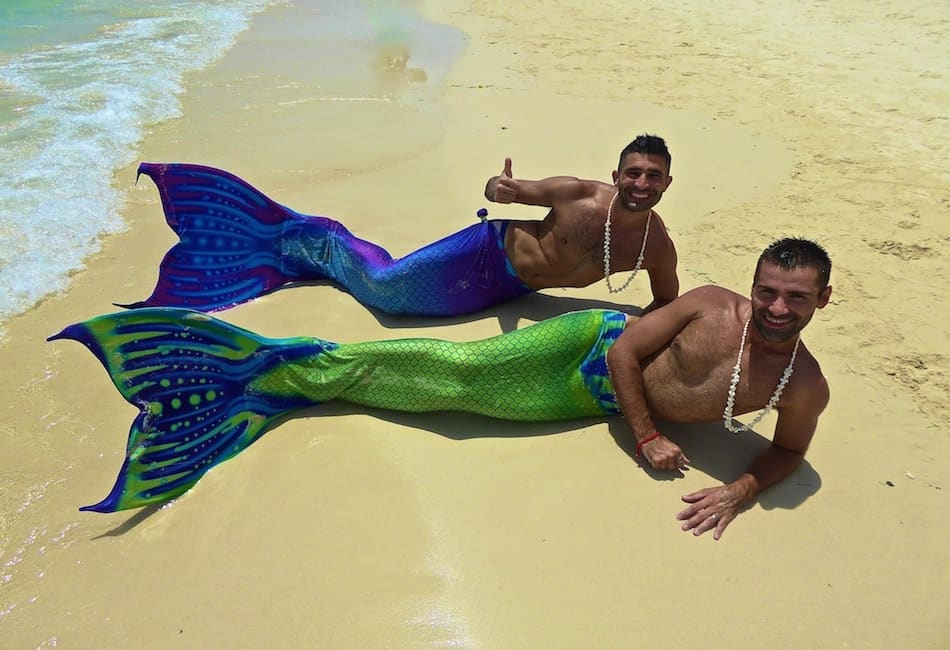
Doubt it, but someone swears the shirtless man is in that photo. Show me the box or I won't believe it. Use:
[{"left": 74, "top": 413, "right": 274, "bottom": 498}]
[
  {"left": 608, "top": 237, "right": 832, "bottom": 538},
  {"left": 485, "top": 133, "right": 678, "bottom": 314},
  {"left": 129, "top": 135, "right": 679, "bottom": 317},
  {"left": 63, "top": 239, "right": 830, "bottom": 535}
]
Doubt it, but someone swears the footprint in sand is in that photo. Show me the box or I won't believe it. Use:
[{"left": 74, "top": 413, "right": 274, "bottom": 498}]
[
  {"left": 866, "top": 239, "right": 934, "bottom": 260},
  {"left": 878, "top": 352, "right": 949, "bottom": 422}
]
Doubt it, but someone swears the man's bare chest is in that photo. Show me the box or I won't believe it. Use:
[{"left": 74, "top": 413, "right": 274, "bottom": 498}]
[
  {"left": 548, "top": 215, "right": 604, "bottom": 253},
  {"left": 550, "top": 215, "right": 647, "bottom": 259},
  {"left": 650, "top": 330, "right": 800, "bottom": 418}
]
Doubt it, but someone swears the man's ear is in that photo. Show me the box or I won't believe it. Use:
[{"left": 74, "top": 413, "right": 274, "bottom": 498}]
[
  {"left": 665, "top": 174, "right": 673, "bottom": 190},
  {"left": 817, "top": 286, "right": 832, "bottom": 309},
  {"left": 612, "top": 169, "right": 619, "bottom": 184}
]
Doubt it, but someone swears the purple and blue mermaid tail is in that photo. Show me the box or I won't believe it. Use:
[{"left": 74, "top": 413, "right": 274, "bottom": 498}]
[
  {"left": 49, "top": 308, "right": 626, "bottom": 512},
  {"left": 126, "top": 163, "right": 532, "bottom": 316}
]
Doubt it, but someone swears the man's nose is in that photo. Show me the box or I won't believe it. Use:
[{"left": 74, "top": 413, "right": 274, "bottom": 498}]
[{"left": 769, "top": 298, "right": 790, "bottom": 315}]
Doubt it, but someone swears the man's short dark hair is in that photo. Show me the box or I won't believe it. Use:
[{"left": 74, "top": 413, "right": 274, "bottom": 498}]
[
  {"left": 755, "top": 238, "right": 832, "bottom": 289},
  {"left": 618, "top": 134, "right": 671, "bottom": 172}
]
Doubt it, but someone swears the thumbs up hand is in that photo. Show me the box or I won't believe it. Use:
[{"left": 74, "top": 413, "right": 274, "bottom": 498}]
[{"left": 485, "top": 157, "right": 518, "bottom": 203}]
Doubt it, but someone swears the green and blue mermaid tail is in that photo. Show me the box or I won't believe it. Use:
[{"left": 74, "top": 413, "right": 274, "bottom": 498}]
[
  {"left": 125, "top": 163, "right": 532, "bottom": 316},
  {"left": 49, "top": 308, "right": 626, "bottom": 512},
  {"left": 49, "top": 309, "right": 326, "bottom": 512}
]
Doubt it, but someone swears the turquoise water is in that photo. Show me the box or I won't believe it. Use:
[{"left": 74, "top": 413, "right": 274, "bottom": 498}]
[{"left": 0, "top": 0, "right": 275, "bottom": 329}]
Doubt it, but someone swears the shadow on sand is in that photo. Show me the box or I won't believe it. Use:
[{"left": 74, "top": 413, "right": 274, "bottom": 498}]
[
  {"left": 285, "top": 280, "right": 644, "bottom": 332},
  {"left": 98, "top": 402, "right": 820, "bottom": 536}
]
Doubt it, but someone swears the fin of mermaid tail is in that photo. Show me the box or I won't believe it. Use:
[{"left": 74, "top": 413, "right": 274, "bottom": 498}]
[
  {"left": 48, "top": 308, "right": 331, "bottom": 512},
  {"left": 121, "top": 163, "right": 303, "bottom": 312}
]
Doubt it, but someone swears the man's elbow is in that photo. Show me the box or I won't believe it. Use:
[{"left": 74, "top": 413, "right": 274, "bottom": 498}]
[
  {"left": 606, "top": 339, "right": 636, "bottom": 377},
  {"left": 606, "top": 343, "right": 622, "bottom": 370},
  {"left": 641, "top": 297, "right": 672, "bottom": 315},
  {"left": 771, "top": 443, "right": 807, "bottom": 466},
  {"left": 641, "top": 283, "right": 680, "bottom": 314},
  {"left": 644, "top": 277, "right": 679, "bottom": 314}
]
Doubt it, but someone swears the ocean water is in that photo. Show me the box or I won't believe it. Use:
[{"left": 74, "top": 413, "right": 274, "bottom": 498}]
[{"left": 0, "top": 0, "right": 276, "bottom": 332}]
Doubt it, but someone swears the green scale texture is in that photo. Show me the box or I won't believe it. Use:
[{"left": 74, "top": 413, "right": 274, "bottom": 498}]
[
  {"left": 254, "top": 308, "right": 627, "bottom": 421},
  {"left": 51, "top": 307, "right": 626, "bottom": 512}
]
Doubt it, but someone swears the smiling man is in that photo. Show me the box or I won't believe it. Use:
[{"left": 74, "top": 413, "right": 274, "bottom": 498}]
[
  {"left": 485, "top": 133, "right": 679, "bottom": 314},
  {"left": 57, "top": 239, "right": 830, "bottom": 534},
  {"left": 608, "top": 238, "right": 833, "bottom": 538},
  {"left": 130, "top": 135, "right": 679, "bottom": 317}
]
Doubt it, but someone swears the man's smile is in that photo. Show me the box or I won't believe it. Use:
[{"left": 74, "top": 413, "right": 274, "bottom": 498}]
[{"left": 762, "top": 313, "right": 794, "bottom": 327}]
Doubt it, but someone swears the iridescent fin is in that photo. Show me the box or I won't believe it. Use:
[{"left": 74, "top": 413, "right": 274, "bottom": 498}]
[
  {"left": 121, "top": 163, "right": 305, "bottom": 312},
  {"left": 48, "top": 308, "right": 329, "bottom": 512}
]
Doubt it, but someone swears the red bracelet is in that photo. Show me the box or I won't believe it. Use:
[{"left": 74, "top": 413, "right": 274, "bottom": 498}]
[{"left": 635, "top": 432, "right": 663, "bottom": 457}]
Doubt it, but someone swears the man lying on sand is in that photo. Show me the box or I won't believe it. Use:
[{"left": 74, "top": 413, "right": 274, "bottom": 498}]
[
  {"left": 608, "top": 237, "right": 831, "bottom": 538},
  {"left": 126, "top": 134, "right": 678, "bottom": 317},
  {"left": 54, "top": 239, "right": 829, "bottom": 539}
]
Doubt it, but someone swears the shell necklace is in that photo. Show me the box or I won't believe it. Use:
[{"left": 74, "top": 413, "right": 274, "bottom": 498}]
[
  {"left": 723, "top": 317, "right": 801, "bottom": 433},
  {"left": 603, "top": 191, "right": 652, "bottom": 294}
]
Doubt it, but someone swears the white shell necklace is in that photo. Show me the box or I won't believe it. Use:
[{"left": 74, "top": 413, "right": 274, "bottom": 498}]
[
  {"left": 603, "top": 191, "right": 652, "bottom": 294},
  {"left": 723, "top": 316, "right": 801, "bottom": 433}
]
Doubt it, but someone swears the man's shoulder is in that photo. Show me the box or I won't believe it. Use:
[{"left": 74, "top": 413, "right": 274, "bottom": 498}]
[
  {"left": 785, "top": 346, "right": 831, "bottom": 411},
  {"left": 682, "top": 284, "right": 744, "bottom": 303},
  {"left": 647, "top": 284, "right": 742, "bottom": 325},
  {"left": 660, "top": 285, "right": 746, "bottom": 326},
  {"left": 647, "top": 211, "right": 677, "bottom": 245},
  {"left": 549, "top": 177, "right": 608, "bottom": 195},
  {"left": 797, "top": 344, "right": 829, "bottom": 386},
  {"left": 537, "top": 178, "right": 607, "bottom": 211}
]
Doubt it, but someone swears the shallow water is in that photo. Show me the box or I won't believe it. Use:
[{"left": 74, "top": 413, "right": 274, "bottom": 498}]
[{"left": 0, "top": 0, "right": 463, "bottom": 336}]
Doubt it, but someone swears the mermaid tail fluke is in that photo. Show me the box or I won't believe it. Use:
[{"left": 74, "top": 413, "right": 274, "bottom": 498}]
[
  {"left": 48, "top": 308, "right": 329, "bottom": 512},
  {"left": 121, "top": 163, "right": 317, "bottom": 312}
]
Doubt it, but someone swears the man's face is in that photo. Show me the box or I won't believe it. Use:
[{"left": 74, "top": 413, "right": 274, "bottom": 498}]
[
  {"left": 611, "top": 152, "right": 672, "bottom": 211},
  {"left": 750, "top": 262, "right": 832, "bottom": 343}
]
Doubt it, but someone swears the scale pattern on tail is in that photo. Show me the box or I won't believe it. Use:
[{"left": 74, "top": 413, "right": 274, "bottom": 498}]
[
  {"left": 254, "top": 308, "right": 626, "bottom": 420},
  {"left": 49, "top": 308, "right": 327, "bottom": 512},
  {"left": 127, "top": 162, "right": 533, "bottom": 316},
  {"left": 50, "top": 308, "right": 626, "bottom": 512}
]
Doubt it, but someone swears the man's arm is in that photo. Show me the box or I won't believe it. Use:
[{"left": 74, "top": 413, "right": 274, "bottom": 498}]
[
  {"left": 484, "top": 157, "right": 590, "bottom": 206},
  {"left": 678, "top": 374, "right": 830, "bottom": 540},
  {"left": 607, "top": 287, "right": 712, "bottom": 468},
  {"left": 734, "top": 384, "right": 829, "bottom": 496},
  {"left": 641, "top": 237, "right": 679, "bottom": 314}
]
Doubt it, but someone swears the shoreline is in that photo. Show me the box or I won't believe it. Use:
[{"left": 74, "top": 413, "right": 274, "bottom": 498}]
[{"left": 2, "top": 0, "right": 947, "bottom": 647}]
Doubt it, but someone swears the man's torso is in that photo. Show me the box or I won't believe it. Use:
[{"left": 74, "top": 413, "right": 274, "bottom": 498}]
[
  {"left": 503, "top": 186, "right": 670, "bottom": 290},
  {"left": 637, "top": 290, "right": 819, "bottom": 423}
]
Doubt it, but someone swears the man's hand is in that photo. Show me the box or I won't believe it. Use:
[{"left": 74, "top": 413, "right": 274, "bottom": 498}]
[
  {"left": 677, "top": 483, "right": 749, "bottom": 540},
  {"left": 640, "top": 434, "right": 689, "bottom": 471},
  {"left": 486, "top": 157, "right": 518, "bottom": 203}
]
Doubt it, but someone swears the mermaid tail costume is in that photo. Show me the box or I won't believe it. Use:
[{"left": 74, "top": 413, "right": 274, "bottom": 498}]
[
  {"left": 49, "top": 308, "right": 626, "bottom": 512},
  {"left": 126, "top": 163, "right": 532, "bottom": 316}
]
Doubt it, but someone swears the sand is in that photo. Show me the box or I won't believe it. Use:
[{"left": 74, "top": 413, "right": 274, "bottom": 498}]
[{"left": 2, "top": 0, "right": 948, "bottom": 647}]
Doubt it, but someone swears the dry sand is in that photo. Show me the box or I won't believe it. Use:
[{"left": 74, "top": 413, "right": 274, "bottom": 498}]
[{"left": 2, "top": 0, "right": 948, "bottom": 647}]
